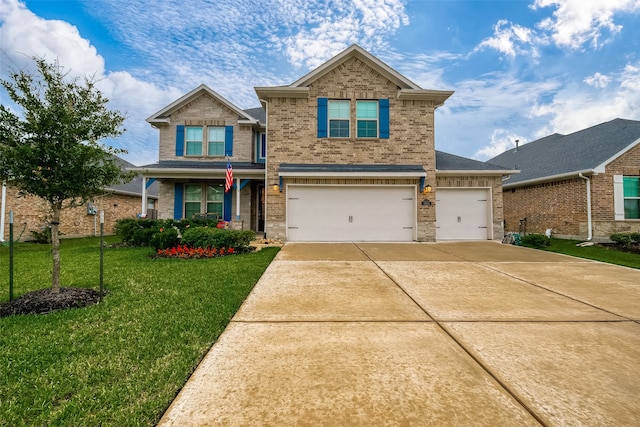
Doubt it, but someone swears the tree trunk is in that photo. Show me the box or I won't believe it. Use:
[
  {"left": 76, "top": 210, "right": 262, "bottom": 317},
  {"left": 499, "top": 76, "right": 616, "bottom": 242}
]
[{"left": 51, "top": 203, "right": 62, "bottom": 293}]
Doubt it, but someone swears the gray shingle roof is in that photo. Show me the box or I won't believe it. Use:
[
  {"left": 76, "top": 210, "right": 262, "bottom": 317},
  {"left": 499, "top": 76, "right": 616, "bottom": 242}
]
[
  {"left": 243, "top": 107, "right": 265, "bottom": 124},
  {"left": 137, "top": 160, "right": 265, "bottom": 171},
  {"left": 488, "top": 118, "right": 640, "bottom": 186},
  {"left": 436, "top": 151, "right": 511, "bottom": 171},
  {"left": 108, "top": 157, "right": 158, "bottom": 197}
]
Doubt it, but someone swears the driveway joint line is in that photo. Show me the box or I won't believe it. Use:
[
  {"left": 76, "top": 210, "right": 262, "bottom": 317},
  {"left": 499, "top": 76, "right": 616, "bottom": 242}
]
[
  {"left": 354, "top": 242, "right": 549, "bottom": 427},
  {"left": 479, "top": 262, "right": 633, "bottom": 321}
]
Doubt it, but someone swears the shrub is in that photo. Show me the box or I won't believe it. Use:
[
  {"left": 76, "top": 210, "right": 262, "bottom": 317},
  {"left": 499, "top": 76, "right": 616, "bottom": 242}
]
[
  {"left": 149, "top": 227, "right": 180, "bottom": 250},
  {"left": 610, "top": 232, "right": 640, "bottom": 248},
  {"left": 181, "top": 228, "right": 256, "bottom": 251},
  {"left": 29, "top": 225, "right": 61, "bottom": 243},
  {"left": 521, "top": 233, "right": 551, "bottom": 249}
]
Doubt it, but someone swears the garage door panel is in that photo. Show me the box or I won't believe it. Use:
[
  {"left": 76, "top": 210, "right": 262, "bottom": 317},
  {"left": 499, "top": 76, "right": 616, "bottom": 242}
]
[
  {"left": 287, "top": 186, "right": 415, "bottom": 242},
  {"left": 436, "top": 189, "right": 490, "bottom": 241}
]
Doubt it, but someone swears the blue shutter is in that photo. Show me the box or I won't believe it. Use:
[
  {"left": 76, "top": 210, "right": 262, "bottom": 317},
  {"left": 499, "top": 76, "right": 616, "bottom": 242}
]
[
  {"left": 317, "top": 97, "right": 328, "bottom": 138},
  {"left": 379, "top": 99, "right": 389, "bottom": 139},
  {"left": 223, "top": 191, "right": 232, "bottom": 222},
  {"left": 225, "top": 125, "right": 234, "bottom": 157},
  {"left": 175, "top": 125, "right": 185, "bottom": 156},
  {"left": 174, "top": 183, "right": 183, "bottom": 220}
]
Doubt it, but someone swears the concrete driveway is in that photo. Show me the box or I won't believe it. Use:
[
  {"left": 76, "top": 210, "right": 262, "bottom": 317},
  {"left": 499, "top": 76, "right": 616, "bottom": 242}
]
[{"left": 158, "top": 242, "right": 640, "bottom": 426}]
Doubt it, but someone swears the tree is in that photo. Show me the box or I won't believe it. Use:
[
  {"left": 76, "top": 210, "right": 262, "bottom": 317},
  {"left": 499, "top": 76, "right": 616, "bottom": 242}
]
[{"left": 0, "top": 57, "right": 132, "bottom": 293}]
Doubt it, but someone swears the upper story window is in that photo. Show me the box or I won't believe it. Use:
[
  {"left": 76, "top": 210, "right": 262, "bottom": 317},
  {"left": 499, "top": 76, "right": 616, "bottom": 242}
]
[
  {"left": 623, "top": 176, "right": 640, "bottom": 219},
  {"left": 328, "top": 100, "right": 350, "bottom": 138},
  {"left": 356, "top": 101, "right": 378, "bottom": 138},
  {"left": 176, "top": 125, "right": 234, "bottom": 158},
  {"left": 208, "top": 127, "right": 225, "bottom": 156},
  {"left": 317, "top": 97, "right": 389, "bottom": 139},
  {"left": 186, "top": 127, "right": 203, "bottom": 156}
]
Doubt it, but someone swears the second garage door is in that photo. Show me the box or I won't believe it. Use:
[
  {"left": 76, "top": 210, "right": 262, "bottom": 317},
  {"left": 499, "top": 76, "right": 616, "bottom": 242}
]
[
  {"left": 436, "top": 188, "right": 491, "bottom": 240},
  {"left": 287, "top": 185, "right": 416, "bottom": 242}
]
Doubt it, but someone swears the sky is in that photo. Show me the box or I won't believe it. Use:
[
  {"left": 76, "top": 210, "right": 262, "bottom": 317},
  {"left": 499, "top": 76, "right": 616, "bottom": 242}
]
[{"left": 1, "top": 0, "right": 639, "bottom": 166}]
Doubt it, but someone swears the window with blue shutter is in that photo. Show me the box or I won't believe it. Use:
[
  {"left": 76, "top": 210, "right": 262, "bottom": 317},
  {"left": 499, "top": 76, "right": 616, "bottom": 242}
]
[
  {"left": 175, "top": 125, "right": 185, "bottom": 156},
  {"left": 224, "top": 125, "right": 234, "bottom": 156},
  {"left": 174, "top": 183, "right": 184, "bottom": 219},
  {"left": 317, "top": 97, "right": 328, "bottom": 138},
  {"left": 379, "top": 98, "right": 390, "bottom": 139}
]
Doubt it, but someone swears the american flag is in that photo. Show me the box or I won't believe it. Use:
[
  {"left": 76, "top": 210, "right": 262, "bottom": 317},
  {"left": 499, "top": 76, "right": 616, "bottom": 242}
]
[{"left": 225, "top": 161, "right": 233, "bottom": 193}]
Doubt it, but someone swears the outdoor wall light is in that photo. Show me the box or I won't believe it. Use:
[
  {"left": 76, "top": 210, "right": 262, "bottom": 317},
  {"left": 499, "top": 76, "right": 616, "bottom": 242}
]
[
  {"left": 272, "top": 184, "right": 280, "bottom": 193},
  {"left": 422, "top": 184, "right": 432, "bottom": 194}
]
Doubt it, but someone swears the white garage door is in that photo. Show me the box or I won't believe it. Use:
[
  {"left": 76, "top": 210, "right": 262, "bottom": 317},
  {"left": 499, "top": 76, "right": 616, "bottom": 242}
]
[
  {"left": 287, "top": 185, "right": 416, "bottom": 242},
  {"left": 436, "top": 189, "right": 491, "bottom": 240}
]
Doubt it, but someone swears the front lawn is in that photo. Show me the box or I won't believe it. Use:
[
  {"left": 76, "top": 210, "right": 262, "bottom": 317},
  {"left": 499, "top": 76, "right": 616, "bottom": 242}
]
[
  {"left": 0, "top": 237, "right": 278, "bottom": 426},
  {"left": 542, "top": 238, "right": 640, "bottom": 269}
]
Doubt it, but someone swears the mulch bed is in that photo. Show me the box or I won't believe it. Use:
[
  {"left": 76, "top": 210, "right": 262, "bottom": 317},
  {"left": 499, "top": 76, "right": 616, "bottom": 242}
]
[{"left": 0, "top": 287, "right": 102, "bottom": 318}]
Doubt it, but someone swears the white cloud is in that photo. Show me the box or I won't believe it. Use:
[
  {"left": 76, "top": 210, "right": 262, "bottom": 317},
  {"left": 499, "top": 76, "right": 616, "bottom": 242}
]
[
  {"left": 0, "top": 0, "right": 104, "bottom": 77},
  {"left": 583, "top": 72, "right": 611, "bottom": 88},
  {"left": 282, "top": 0, "right": 409, "bottom": 68},
  {"left": 533, "top": 0, "right": 640, "bottom": 49},
  {"left": 475, "top": 19, "right": 538, "bottom": 58},
  {"left": 475, "top": 129, "right": 527, "bottom": 160},
  {"left": 531, "top": 61, "right": 640, "bottom": 135},
  {"left": 0, "top": 0, "right": 183, "bottom": 165}
]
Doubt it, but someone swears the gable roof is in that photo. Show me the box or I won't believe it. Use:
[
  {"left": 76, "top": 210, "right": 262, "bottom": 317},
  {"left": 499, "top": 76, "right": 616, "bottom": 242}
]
[
  {"left": 489, "top": 118, "right": 640, "bottom": 187},
  {"left": 146, "top": 84, "right": 260, "bottom": 126},
  {"left": 255, "top": 44, "right": 454, "bottom": 106},
  {"left": 436, "top": 151, "right": 517, "bottom": 175},
  {"left": 108, "top": 157, "right": 158, "bottom": 198}
]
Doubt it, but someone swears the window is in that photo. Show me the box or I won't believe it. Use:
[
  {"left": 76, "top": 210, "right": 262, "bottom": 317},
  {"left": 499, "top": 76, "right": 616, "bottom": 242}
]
[
  {"left": 623, "top": 176, "right": 640, "bottom": 219},
  {"left": 186, "top": 126, "right": 203, "bottom": 156},
  {"left": 328, "top": 100, "right": 350, "bottom": 138},
  {"left": 184, "top": 184, "right": 202, "bottom": 219},
  {"left": 207, "top": 184, "right": 224, "bottom": 219},
  {"left": 356, "top": 101, "right": 378, "bottom": 138},
  {"left": 208, "top": 127, "right": 225, "bottom": 156}
]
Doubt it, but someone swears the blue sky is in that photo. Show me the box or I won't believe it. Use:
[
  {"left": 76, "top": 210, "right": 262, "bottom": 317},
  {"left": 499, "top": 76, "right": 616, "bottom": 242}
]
[{"left": 1, "top": 0, "right": 639, "bottom": 166}]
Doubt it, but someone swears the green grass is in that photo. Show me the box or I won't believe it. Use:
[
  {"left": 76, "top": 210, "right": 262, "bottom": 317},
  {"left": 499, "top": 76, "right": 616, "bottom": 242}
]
[
  {"left": 543, "top": 238, "right": 640, "bottom": 269},
  {"left": 0, "top": 237, "right": 279, "bottom": 426}
]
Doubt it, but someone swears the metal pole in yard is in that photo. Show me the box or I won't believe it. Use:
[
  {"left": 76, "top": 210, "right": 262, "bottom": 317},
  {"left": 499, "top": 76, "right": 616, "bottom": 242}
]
[
  {"left": 99, "top": 211, "right": 104, "bottom": 301},
  {"left": 9, "top": 210, "right": 14, "bottom": 301}
]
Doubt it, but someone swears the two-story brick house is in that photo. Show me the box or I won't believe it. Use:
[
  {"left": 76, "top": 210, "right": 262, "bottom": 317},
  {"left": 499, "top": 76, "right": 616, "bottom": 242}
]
[{"left": 137, "top": 45, "right": 515, "bottom": 241}]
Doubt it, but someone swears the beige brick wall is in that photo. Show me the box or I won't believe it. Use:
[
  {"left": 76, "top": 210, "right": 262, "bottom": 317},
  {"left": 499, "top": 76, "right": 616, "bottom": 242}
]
[
  {"left": 2, "top": 185, "right": 148, "bottom": 241},
  {"left": 436, "top": 175, "right": 506, "bottom": 240},
  {"left": 264, "top": 56, "right": 438, "bottom": 241},
  {"left": 157, "top": 92, "right": 255, "bottom": 162},
  {"left": 503, "top": 144, "right": 640, "bottom": 240}
]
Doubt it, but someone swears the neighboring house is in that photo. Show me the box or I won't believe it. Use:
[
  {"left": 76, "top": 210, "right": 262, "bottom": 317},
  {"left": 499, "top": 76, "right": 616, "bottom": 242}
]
[
  {"left": 489, "top": 118, "right": 640, "bottom": 241},
  {"left": 0, "top": 157, "right": 157, "bottom": 241},
  {"left": 138, "top": 45, "right": 516, "bottom": 242}
]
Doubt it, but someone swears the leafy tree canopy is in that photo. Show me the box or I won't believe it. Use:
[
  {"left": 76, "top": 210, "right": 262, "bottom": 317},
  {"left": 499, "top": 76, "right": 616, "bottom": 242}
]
[{"left": 0, "top": 57, "right": 132, "bottom": 208}]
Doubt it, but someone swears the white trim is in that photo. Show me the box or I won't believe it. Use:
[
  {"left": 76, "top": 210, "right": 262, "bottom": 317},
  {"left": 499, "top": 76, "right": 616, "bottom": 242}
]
[
  {"left": 502, "top": 169, "right": 594, "bottom": 189},
  {"left": 437, "top": 169, "right": 519, "bottom": 176},
  {"left": 279, "top": 171, "right": 426, "bottom": 179},
  {"left": 578, "top": 174, "right": 592, "bottom": 240},
  {"left": 131, "top": 167, "right": 265, "bottom": 180},
  {"left": 614, "top": 174, "right": 625, "bottom": 220}
]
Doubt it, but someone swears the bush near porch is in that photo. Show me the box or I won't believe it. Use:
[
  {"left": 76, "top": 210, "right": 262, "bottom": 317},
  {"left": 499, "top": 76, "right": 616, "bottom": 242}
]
[{"left": 114, "top": 218, "right": 256, "bottom": 252}]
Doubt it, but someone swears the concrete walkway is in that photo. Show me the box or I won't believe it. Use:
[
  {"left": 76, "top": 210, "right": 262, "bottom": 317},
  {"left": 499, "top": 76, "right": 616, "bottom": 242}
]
[{"left": 158, "top": 242, "right": 640, "bottom": 426}]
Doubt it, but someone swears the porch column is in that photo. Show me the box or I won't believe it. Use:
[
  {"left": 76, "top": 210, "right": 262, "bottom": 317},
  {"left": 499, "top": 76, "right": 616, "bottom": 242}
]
[
  {"left": 141, "top": 176, "right": 147, "bottom": 217},
  {"left": 235, "top": 178, "right": 241, "bottom": 220}
]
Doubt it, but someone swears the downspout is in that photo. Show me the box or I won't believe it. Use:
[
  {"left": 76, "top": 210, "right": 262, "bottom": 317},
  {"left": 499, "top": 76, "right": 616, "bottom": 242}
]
[
  {"left": 260, "top": 98, "right": 268, "bottom": 238},
  {"left": 0, "top": 182, "right": 6, "bottom": 242},
  {"left": 578, "top": 174, "right": 592, "bottom": 241}
]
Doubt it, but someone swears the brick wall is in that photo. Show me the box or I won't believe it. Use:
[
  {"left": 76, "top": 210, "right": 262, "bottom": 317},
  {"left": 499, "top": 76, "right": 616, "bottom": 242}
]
[
  {"left": 264, "top": 56, "right": 438, "bottom": 241},
  {"left": 502, "top": 178, "right": 587, "bottom": 238},
  {"left": 157, "top": 92, "right": 255, "bottom": 162},
  {"left": 2, "top": 185, "right": 147, "bottom": 241},
  {"left": 502, "top": 144, "right": 640, "bottom": 240}
]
